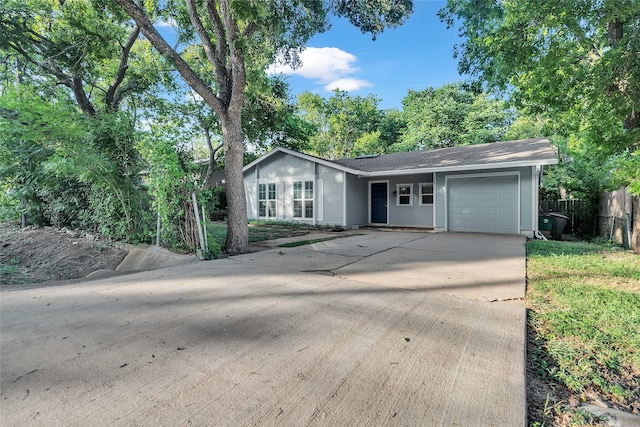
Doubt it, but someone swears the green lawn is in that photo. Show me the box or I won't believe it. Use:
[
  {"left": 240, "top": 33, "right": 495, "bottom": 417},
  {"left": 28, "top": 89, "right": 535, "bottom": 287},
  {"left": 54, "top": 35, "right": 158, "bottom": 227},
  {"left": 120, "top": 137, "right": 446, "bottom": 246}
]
[{"left": 526, "top": 240, "right": 640, "bottom": 425}]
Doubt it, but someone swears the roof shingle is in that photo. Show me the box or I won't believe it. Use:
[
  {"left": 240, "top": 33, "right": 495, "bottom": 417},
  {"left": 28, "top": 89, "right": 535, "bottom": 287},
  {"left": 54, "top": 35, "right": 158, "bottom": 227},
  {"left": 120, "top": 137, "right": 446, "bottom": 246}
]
[{"left": 330, "top": 138, "right": 557, "bottom": 173}]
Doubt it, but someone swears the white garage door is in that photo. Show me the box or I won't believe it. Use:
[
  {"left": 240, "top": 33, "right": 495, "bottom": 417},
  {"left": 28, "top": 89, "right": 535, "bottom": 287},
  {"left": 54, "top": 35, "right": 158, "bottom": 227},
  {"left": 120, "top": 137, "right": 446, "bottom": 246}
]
[{"left": 447, "top": 175, "right": 519, "bottom": 234}]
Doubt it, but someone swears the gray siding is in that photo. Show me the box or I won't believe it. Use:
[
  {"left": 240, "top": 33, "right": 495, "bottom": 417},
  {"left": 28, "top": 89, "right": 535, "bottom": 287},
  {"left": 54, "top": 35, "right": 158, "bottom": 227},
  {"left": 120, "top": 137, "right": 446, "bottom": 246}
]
[
  {"left": 317, "top": 164, "right": 345, "bottom": 225},
  {"left": 244, "top": 152, "right": 345, "bottom": 225},
  {"left": 345, "top": 174, "right": 368, "bottom": 227},
  {"left": 386, "top": 174, "right": 434, "bottom": 227},
  {"left": 341, "top": 174, "right": 435, "bottom": 228}
]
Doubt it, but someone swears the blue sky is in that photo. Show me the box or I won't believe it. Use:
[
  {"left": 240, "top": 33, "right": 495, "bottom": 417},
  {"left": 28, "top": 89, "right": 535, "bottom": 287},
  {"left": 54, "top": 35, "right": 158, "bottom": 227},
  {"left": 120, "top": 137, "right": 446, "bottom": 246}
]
[{"left": 268, "top": 1, "right": 466, "bottom": 110}]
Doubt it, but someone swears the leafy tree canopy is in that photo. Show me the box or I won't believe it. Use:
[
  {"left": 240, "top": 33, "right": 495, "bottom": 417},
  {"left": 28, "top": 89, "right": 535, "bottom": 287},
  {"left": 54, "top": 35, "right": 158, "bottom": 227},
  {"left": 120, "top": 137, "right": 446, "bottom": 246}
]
[
  {"left": 297, "top": 89, "right": 385, "bottom": 159},
  {"left": 0, "top": 0, "right": 165, "bottom": 115},
  {"left": 390, "top": 83, "right": 513, "bottom": 152}
]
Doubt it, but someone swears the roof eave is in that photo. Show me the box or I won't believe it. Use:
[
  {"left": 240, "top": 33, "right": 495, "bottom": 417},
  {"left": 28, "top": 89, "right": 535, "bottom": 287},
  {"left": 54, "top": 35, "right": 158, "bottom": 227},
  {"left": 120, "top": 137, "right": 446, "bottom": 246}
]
[{"left": 361, "top": 158, "right": 559, "bottom": 177}]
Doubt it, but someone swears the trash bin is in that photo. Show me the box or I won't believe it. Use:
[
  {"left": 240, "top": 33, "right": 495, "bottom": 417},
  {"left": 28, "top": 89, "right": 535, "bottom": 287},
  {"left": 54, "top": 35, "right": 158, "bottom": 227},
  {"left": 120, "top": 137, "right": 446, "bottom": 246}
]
[
  {"left": 548, "top": 212, "right": 569, "bottom": 240},
  {"left": 538, "top": 215, "right": 553, "bottom": 233}
]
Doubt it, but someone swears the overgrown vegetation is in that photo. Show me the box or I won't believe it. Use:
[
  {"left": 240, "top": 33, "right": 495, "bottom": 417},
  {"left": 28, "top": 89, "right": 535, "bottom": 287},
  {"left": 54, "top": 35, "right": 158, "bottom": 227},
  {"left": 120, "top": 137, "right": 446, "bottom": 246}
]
[{"left": 526, "top": 240, "right": 640, "bottom": 426}]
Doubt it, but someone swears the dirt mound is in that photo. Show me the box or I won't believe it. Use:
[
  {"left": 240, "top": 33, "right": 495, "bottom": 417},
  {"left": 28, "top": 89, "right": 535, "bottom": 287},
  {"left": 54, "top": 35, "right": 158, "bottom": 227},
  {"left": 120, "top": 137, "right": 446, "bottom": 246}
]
[{"left": 0, "top": 224, "right": 128, "bottom": 286}]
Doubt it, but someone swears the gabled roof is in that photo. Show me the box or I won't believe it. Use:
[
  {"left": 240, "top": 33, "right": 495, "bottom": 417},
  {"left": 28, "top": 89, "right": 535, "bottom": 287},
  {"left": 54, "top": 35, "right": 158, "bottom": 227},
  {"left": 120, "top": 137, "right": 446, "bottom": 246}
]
[
  {"left": 244, "top": 138, "right": 558, "bottom": 177},
  {"left": 243, "top": 146, "right": 362, "bottom": 175}
]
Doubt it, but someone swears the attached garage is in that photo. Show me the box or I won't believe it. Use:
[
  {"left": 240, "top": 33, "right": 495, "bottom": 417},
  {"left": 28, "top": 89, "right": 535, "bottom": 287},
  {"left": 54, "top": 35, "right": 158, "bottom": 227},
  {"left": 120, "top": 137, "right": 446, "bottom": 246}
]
[{"left": 446, "top": 174, "right": 519, "bottom": 234}]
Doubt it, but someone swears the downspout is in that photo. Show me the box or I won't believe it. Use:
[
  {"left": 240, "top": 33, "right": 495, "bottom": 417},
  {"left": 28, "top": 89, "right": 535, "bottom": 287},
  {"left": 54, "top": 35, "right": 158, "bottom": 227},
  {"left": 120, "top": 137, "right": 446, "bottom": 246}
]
[
  {"left": 313, "top": 163, "right": 317, "bottom": 226},
  {"left": 254, "top": 164, "right": 259, "bottom": 219},
  {"left": 534, "top": 165, "right": 547, "bottom": 240},
  {"left": 343, "top": 171, "right": 347, "bottom": 227}
]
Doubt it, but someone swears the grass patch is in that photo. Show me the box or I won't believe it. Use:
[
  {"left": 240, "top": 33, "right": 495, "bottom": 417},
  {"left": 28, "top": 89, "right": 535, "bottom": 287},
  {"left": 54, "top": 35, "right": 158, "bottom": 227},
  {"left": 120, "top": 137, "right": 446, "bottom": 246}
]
[
  {"left": 206, "top": 221, "right": 312, "bottom": 248},
  {"left": 526, "top": 240, "right": 640, "bottom": 425}
]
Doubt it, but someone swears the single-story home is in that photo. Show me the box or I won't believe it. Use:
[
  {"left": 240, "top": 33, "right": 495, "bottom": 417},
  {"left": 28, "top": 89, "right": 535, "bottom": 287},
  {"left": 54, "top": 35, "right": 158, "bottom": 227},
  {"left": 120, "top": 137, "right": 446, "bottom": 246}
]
[{"left": 243, "top": 138, "right": 558, "bottom": 237}]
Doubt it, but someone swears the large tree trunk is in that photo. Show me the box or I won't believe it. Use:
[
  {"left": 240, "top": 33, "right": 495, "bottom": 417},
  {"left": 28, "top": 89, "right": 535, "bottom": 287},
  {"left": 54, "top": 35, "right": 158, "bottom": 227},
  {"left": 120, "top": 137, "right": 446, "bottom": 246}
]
[{"left": 221, "top": 113, "right": 248, "bottom": 254}]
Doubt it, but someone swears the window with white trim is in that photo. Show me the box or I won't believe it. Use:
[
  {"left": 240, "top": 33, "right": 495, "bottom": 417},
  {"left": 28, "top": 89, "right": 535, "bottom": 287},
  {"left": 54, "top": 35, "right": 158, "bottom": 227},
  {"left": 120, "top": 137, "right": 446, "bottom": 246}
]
[
  {"left": 258, "top": 183, "right": 277, "bottom": 218},
  {"left": 396, "top": 184, "right": 413, "bottom": 206},
  {"left": 419, "top": 182, "right": 434, "bottom": 205},
  {"left": 293, "top": 181, "right": 313, "bottom": 218}
]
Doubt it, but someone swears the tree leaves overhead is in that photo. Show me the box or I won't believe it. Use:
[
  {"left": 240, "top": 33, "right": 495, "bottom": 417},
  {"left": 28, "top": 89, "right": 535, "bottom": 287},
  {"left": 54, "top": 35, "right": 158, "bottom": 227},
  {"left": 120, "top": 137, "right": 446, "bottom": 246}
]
[
  {"left": 0, "top": 0, "right": 164, "bottom": 115},
  {"left": 440, "top": 0, "right": 639, "bottom": 153},
  {"left": 330, "top": 0, "right": 413, "bottom": 40}
]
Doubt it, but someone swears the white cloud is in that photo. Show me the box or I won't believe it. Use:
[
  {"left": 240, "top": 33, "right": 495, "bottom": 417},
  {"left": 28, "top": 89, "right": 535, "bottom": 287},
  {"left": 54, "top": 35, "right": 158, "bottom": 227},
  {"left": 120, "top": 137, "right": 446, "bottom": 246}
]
[
  {"left": 324, "top": 78, "right": 373, "bottom": 92},
  {"left": 154, "top": 17, "right": 177, "bottom": 29},
  {"left": 268, "top": 47, "right": 372, "bottom": 92}
]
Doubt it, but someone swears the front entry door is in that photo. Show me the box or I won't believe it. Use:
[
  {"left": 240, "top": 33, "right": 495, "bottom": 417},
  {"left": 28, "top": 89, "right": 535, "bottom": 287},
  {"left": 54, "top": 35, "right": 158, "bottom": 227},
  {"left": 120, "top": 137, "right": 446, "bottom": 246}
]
[{"left": 370, "top": 182, "right": 388, "bottom": 224}]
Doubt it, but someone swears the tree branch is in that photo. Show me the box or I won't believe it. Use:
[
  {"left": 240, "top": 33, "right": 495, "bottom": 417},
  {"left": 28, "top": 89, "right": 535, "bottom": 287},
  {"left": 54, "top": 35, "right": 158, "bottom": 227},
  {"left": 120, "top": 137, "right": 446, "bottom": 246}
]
[
  {"left": 72, "top": 75, "right": 97, "bottom": 115},
  {"left": 106, "top": 25, "right": 140, "bottom": 111},
  {"left": 184, "top": 0, "right": 219, "bottom": 73},
  {"left": 205, "top": 0, "right": 231, "bottom": 103},
  {"left": 219, "top": 0, "right": 246, "bottom": 116},
  {"left": 114, "top": 0, "right": 224, "bottom": 116}
]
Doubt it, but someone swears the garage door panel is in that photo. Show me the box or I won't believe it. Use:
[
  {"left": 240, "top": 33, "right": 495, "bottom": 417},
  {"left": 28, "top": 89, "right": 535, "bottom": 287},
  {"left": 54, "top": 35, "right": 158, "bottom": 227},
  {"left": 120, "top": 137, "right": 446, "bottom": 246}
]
[
  {"left": 447, "top": 176, "right": 519, "bottom": 234},
  {"left": 481, "top": 192, "right": 497, "bottom": 202},
  {"left": 481, "top": 207, "right": 498, "bottom": 215},
  {"left": 499, "top": 207, "right": 517, "bottom": 216}
]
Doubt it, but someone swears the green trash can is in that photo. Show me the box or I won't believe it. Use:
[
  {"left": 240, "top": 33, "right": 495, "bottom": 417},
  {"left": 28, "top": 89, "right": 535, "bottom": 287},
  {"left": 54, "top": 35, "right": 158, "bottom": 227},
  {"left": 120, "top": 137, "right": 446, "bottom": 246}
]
[{"left": 539, "top": 215, "right": 553, "bottom": 232}]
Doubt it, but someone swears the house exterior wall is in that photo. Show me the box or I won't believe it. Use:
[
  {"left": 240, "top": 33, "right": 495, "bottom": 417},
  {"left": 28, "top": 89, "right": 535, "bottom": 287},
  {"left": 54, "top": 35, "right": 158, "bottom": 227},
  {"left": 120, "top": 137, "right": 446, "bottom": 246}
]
[
  {"left": 317, "top": 164, "right": 345, "bottom": 225},
  {"left": 434, "top": 166, "right": 536, "bottom": 236},
  {"left": 243, "top": 152, "right": 345, "bottom": 226},
  {"left": 341, "top": 173, "right": 435, "bottom": 228},
  {"left": 245, "top": 167, "right": 257, "bottom": 219},
  {"left": 385, "top": 173, "right": 434, "bottom": 227},
  {"left": 346, "top": 173, "right": 368, "bottom": 226}
]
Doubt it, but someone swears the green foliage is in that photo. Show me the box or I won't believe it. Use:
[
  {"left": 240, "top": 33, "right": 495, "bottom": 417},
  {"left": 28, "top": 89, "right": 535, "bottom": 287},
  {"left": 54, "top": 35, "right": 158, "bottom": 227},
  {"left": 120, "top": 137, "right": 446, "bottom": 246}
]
[
  {"left": 330, "top": 0, "right": 413, "bottom": 40},
  {"left": 503, "top": 114, "right": 548, "bottom": 141},
  {"left": 1, "top": 0, "right": 165, "bottom": 114},
  {"left": 0, "top": 87, "right": 84, "bottom": 225},
  {"left": 526, "top": 240, "right": 640, "bottom": 415},
  {"left": 390, "top": 83, "right": 513, "bottom": 151},
  {"left": 611, "top": 150, "right": 640, "bottom": 195},
  {"left": 140, "top": 121, "right": 218, "bottom": 253},
  {"left": 0, "top": 87, "right": 152, "bottom": 241},
  {"left": 297, "top": 89, "right": 384, "bottom": 158},
  {"left": 243, "top": 76, "right": 315, "bottom": 153},
  {"left": 440, "top": 0, "right": 640, "bottom": 196}
]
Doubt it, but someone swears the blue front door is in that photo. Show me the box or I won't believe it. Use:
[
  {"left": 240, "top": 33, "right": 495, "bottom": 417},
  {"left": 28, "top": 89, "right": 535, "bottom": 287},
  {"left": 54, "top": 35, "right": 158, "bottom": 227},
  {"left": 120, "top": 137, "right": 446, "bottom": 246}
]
[{"left": 370, "top": 182, "right": 388, "bottom": 223}]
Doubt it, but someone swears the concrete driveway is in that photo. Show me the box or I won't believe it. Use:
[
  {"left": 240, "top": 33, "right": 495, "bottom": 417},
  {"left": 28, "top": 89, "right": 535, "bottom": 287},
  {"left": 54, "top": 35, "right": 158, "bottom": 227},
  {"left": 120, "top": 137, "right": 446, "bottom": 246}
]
[{"left": 1, "top": 231, "right": 526, "bottom": 426}]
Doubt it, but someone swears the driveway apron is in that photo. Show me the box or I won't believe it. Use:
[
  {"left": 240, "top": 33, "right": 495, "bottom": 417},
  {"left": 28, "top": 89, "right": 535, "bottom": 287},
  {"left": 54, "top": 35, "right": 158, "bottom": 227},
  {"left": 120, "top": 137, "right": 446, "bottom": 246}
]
[{"left": 1, "top": 231, "right": 526, "bottom": 426}]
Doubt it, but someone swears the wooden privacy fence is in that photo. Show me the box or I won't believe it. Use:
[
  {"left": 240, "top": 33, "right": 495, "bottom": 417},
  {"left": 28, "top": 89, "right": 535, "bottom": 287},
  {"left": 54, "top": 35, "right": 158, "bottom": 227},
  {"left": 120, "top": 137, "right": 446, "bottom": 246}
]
[
  {"left": 539, "top": 199, "right": 596, "bottom": 236},
  {"left": 598, "top": 187, "right": 637, "bottom": 250}
]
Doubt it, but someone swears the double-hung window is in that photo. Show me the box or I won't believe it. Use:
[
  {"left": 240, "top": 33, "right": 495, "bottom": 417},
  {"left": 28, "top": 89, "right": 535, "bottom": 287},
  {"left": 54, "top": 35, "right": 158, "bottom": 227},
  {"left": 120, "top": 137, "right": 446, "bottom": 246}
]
[
  {"left": 293, "top": 181, "right": 313, "bottom": 218},
  {"left": 419, "top": 182, "right": 434, "bottom": 205},
  {"left": 396, "top": 184, "right": 413, "bottom": 206},
  {"left": 258, "top": 183, "right": 277, "bottom": 218}
]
